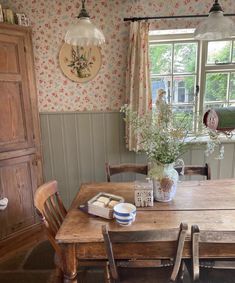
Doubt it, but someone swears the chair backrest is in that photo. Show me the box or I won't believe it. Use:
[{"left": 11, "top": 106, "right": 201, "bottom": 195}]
[
  {"left": 105, "top": 162, "right": 148, "bottom": 182},
  {"left": 175, "top": 163, "right": 211, "bottom": 180},
  {"left": 102, "top": 223, "right": 188, "bottom": 282},
  {"left": 191, "top": 225, "right": 235, "bottom": 282},
  {"left": 34, "top": 180, "right": 67, "bottom": 259}
]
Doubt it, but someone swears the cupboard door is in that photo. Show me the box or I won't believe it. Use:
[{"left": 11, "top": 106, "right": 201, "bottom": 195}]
[
  {"left": 0, "top": 155, "right": 37, "bottom": 239},
  {"left": 0, "top": 24, "right": 43, "bottom": 241},
  {"left": 0, "top": 33, "right": 34, "bottom": 152}
]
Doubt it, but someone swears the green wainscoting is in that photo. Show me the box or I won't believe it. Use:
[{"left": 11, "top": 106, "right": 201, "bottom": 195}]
[{"left": 40, "top": 112, "right": 235, "bottom": 207}]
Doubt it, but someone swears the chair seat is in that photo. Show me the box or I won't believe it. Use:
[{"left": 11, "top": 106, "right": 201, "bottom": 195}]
[{"left": 118, "top": 267, "right": 176, "bottom": 283}]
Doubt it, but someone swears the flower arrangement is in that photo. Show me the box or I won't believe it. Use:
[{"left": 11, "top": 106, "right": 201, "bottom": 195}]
[
  {"left": 121, "top": 99, "right": 225, "bottom": 170},
  {"left": 121, "top": 92, "right": 228, "bottom": 202},
  {"left": 121, "top": 103, "right": 193, "bottom": 165},
  {"left": 67, "top": 46, "right": 93, "bottom": 78}
]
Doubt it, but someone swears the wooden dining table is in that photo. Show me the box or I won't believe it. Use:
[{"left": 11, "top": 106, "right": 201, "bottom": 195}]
[{"left": 56, "top": 179, "right": 235, "bottom": 282}]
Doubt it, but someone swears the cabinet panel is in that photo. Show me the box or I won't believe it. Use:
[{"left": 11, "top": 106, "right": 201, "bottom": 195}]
[
  {"left": 0, "top": 42, "right": 19, "bottom": 73},
  {"left": 0, "top": 29, "right": 34, "bottom": 153},
  {"left": 0, "top": 155, "right": 36, "bottom": 239},
  {"left": 0, "top": 82, "right": 26, "bottom": 146},
  {"left": 0, "top": 23, "right": 43, "bottom": 242}
]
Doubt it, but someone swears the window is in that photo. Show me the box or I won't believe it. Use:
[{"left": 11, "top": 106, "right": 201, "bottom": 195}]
[{"left": 149, "top": 30, "right": 235, "bottom": 133}]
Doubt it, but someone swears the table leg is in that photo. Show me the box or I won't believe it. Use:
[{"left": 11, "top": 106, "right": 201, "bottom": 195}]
[{"left": 61, "top": 243, "right": 77, "bottom": 283}]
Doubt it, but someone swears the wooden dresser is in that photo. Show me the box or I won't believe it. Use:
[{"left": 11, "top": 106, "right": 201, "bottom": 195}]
[{"left": 0, "top": 23, "right": 43, "bottom": 259}]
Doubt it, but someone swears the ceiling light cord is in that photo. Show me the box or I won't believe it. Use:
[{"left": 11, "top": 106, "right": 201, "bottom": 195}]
[
  {"left": 210, "top": 0, "right": 223, "bottom": 13},
  {"left": 78, "top": 0, "right": 89, "bottom": 18}
]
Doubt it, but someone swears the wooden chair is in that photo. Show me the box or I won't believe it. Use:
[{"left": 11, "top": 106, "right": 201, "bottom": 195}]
[
  {"left": 105, "top": 162, "right": 148, "bottom": 182},
  {"left": 175, "top": 163, "right": 211, "bottom": 180},
  {"left": 102, "top": 223, "right": 188, "bottom": 283},
  {"left": 34, "top": 180, "right": 109, "bottom": 282},
  {"left": 191, "top": 225, "right": 235, "bottom": 282}
]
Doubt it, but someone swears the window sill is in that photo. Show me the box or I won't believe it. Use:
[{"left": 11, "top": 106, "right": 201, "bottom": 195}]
[{"left": 185, "top": 134, "right": 235, "bottom": 144}]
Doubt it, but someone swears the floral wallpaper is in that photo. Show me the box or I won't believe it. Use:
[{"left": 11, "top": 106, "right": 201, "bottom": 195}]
[{"left": 2, "top": 0, "right": 235, "bottom": 112}]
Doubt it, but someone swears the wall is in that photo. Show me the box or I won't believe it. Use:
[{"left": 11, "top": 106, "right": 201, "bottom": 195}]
[
  {"left": 3, "top": 0, "right": 235, "bottom": 111},
  {"left": 3, "top": 0, "right": 235, "bottom": 206},
  {"left": 40, "top": 112, "right": 235, "bottom": 207}
]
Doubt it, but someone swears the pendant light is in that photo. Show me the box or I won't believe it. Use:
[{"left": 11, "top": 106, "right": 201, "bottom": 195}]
[
  {"left": 194, "top": 0, "right": 235, "bottom": 40},
  {"left": 64, "top": 0, "right": 105, "bottom": 46}
]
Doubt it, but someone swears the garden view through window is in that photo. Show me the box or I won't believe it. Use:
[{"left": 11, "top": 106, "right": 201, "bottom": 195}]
[{"left": 149, "top": 30, "right": 235, "bottom": 133}]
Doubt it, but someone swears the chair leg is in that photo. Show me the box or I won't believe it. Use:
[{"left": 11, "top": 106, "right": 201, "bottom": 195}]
[
  {"left": 104, "top": 262, "right": 112, "bottom": 283},
  {"left": 177, "top": 261, "right": 185, "bottom": 283}
]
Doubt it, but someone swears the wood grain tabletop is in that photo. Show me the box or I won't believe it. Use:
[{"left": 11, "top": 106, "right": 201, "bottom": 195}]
[{"left": 56, "top": 179, "right": 235, "bottom": 244}]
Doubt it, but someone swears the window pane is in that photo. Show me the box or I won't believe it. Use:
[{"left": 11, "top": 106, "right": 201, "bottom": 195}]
[
  {"left": 173, "top": 76, "right": 195, "bottom": 104},
  {"left": 233, "top": 41, "right": 235, "bottom": 62},
  {"left": 207, "top": 41, "right": 231, "bottom": 64},
  {"left": 172, "top": 106, "right": 194, "bottom": 131},
  {"left": 150, "top": 44, "right": 172, "bottom": 75},
  {"left": 173, "top": 43, "right": 197, "bottom": 73},
  {"left": 230, "top": 73, "right": 235, "bottom": 100},
  {"left": 205, "top": 73, "right": 228, "bottom": 102},
  {"left": 151, "top": 77, "right": 171, "bottom": 105}
]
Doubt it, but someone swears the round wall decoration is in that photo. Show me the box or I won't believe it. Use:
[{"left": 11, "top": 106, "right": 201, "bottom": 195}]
[{"left": 59, "top": 43, "right": 102, "bottom": 83}]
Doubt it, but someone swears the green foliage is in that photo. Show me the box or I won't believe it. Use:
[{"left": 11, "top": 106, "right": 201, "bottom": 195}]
[
  {"left": 121, "top": 103, "right": 226, "bottom": 162},
  {"left": 205, "top": 73, "right": 227, "bottom": 101},
  {"left": 205, "top": 42, "right": 232, "bottom": 102},
  {"left": 121, "top": 104, "right": 193, "bottom": 164},
  {"left": 230, "top": 73, "right": 235, "bottom": 100},
  {"left": 150, "top": 41, "right": 233, "bottom": 104},
  {"left": 207, "top": 41, "right": 231, "bottom": 64},
  {"left": 150, "top": 44, "right": 171, "bottom": 74},
  {"left": 173, "top": 43, "right": 196, "bottom": 73}
]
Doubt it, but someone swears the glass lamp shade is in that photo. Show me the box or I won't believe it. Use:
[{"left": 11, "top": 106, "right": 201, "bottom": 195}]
[
  {"left": 194, "top": 11, "right": 235, "bottom": 40},
  {"left": 64, "top": 17, "right": 105, "bottom": 46}
]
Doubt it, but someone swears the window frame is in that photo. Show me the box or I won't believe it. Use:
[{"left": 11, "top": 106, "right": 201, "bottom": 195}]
[{"left": 149, "top": 30, "right": 235, "bottom": 135}]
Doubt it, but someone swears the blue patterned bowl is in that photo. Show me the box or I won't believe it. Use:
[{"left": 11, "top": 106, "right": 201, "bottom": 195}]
[{"left": 113, "top": 203, "right": 136, "bottom": 226}]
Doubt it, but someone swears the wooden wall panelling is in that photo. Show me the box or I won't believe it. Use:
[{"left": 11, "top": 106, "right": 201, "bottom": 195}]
[
  {"left": 45, "top": 114, "right": 69, "bottom": 207},
  {"left": 105, "top": 112, "right": 122, "bottom": 182},
  {"left": 77, "top": 113, "right": 94, "bottom": 185},
  {"left": 190, "top": 146, "right": 207, "bottom": 180},
  {"left": 118, "top": 113, "right": 135, "bottom": 163},
  {"left": 91, "top": 113, "right": 106, "bottom": 182},
  {"left": 219, "top": 143, "right": 235, "bottom": 179},
  {"left": 205, "top": 146, "right": 220, "bottom": 180},
  {"left": 118, "top": 114, "right": 137, "bottom": 182},
  {"left": 40, "top": 112, "right": 235, "bottom": 206},
  {"left": 63, "top": 113, "right": 80, "bottom": 202},
  {"left": 40, "top": 114, "right": 54, "bottom": 181}
]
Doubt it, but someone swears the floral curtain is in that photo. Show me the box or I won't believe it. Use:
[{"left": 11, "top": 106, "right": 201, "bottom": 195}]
[{"left": 125, "top": 21, "right": 152, "bottom": 150}]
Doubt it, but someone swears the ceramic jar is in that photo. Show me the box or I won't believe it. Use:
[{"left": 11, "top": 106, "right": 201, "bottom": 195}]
[{"left": 150, "top": 160, "right": 183, "bottom": 202}]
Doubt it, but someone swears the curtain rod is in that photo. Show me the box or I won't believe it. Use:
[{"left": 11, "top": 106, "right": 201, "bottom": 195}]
[{"left": 123, "top": 14, "right": 235, "bottom": 22}]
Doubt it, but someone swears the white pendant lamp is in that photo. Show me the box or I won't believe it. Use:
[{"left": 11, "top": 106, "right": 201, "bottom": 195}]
[
  {"left": 64, "top": 0, "right": 105, "bottom": 46},
  {"left": 194, "top": 0, "right": 235, "bottom": 40}
]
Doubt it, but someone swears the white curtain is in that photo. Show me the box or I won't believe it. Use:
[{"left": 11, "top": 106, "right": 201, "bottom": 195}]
[{"left": 125, "top": 21, "right": 152, "bottom": 150}]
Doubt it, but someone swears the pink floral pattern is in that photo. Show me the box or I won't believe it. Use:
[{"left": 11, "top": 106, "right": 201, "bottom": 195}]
[
  {"left": 126, "top": 22, "right": 151, "bottom": 150},
  {"left": 2, "top": 0, "right": 235, "bottom": 112}
]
